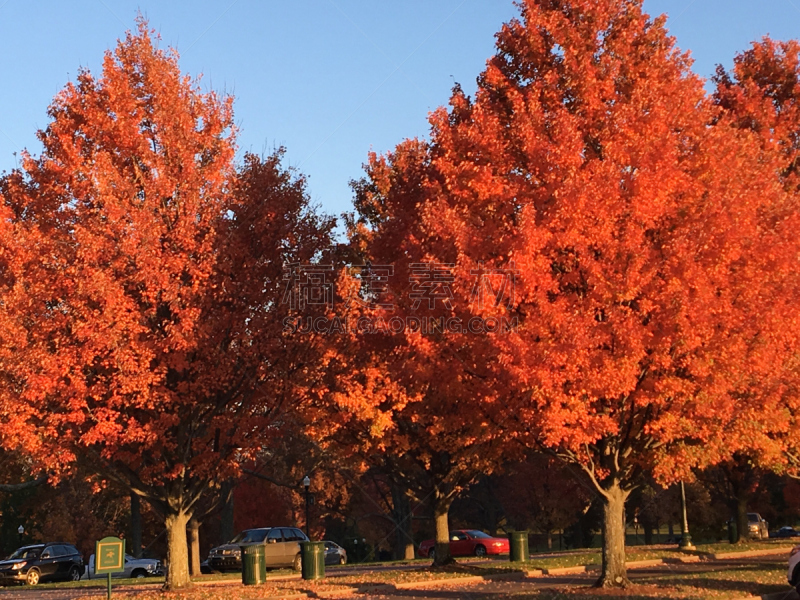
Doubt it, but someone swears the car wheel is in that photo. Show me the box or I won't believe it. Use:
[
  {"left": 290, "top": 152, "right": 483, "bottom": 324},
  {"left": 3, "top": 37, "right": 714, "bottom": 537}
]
[
  {"left": 25, "top": 569, "right": 40, "bottom": 586},
  {"left": 474, "top": 545, "right": 487, "bottom": 557},
  {"left": 131, "top": 569, "right": 147, "bottom": 579},
  {"left": 339, "top": 556, "right": 346, "bottom": 565},
  {"left": 429, "top": 549, "right": 435, "bottom": 561},
  {"left": 69, "top": 566, "right": 81, "bottom": 581},
  {"left": 792, "top": 564, "right": 800, "bottom": 588},
  {"left": 292, "top": 553, "right": 302, "bottom": 572}
]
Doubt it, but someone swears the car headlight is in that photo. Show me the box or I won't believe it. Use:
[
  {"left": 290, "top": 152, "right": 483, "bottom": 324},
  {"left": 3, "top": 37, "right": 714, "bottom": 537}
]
[{"left": 11, "top": 562, "right": 26, "bottom": 570}]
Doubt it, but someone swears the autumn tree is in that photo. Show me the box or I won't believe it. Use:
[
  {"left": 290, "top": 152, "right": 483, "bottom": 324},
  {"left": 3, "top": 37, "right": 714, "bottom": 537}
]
[
  {"left": 713, "top": 38, "right": 800, "bottom": 483},
  {"left": 297, "top": 253, "right": 516, "bottom": 566},
  {"left": 351, "top": 0, "right": 797, "bottom": 586},
  {"left": 0, "top": 21, "right": 333, "bottom": 588}
]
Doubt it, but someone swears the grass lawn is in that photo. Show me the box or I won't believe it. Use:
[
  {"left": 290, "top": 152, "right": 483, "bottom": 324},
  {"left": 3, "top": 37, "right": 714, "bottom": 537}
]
[
  {"left": 693, "top": 540, "right": 797, "bottom": 554},
  {"left": 68, "top": 558, "right": 795, "bottom": 600},
  {"left": 71, "top": 564, "right": 512, "bottom": 599},
  {"left": 30, "top": 575, "right": 165, "bottom": 589},
  {"left": 480, "top": 548, "right": 702, "bottom": 571}
]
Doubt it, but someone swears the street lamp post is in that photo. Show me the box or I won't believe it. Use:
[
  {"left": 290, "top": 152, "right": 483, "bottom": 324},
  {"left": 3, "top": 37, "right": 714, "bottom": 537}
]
[
  {"left": 17, "top": 525, "right": 23, "bottom": 545},
  {"left": 679, "top": 481, "right": 695, "bottom": 549},
  {"left": 303, "top": 476, "right": 311, "bottom": 539}
]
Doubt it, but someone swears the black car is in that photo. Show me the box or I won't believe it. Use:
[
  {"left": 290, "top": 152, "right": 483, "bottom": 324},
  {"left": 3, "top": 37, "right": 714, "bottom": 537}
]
[
  {"left": 0, "top": 543, "right": 85, "bottom": 585},
  {"left": 772, "top": 526, "right": 800, "bottom": 538}
]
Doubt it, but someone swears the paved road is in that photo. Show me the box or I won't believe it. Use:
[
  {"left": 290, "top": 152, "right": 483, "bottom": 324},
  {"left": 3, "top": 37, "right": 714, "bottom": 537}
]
[{"left": 0, "top": 555, "right": 790, "bottom": 600}]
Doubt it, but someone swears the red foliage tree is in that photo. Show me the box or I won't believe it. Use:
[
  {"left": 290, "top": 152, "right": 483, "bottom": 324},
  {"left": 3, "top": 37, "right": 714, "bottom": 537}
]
[
  {"left": 351, "top": 0, "right": 797, "bottom": 586},
  {"left": 713, "top": 38, "right": 800, "bottom": 480},
  {"left": 306, "top": 198, "right": 520, "bottom": 566},
  {"left": 0, "top": 21, "right": 333, "bottom": 588}
]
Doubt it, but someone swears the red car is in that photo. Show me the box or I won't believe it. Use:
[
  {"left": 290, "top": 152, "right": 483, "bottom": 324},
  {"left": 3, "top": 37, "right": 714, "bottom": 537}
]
[{"left": 419, "top": 530, "right": 510, "bottom": 559}]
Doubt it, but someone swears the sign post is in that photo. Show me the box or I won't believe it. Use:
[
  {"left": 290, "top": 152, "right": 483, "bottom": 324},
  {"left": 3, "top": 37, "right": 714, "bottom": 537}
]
[{"left": 95, "top": 536, "right": 125, "bottom": 600}]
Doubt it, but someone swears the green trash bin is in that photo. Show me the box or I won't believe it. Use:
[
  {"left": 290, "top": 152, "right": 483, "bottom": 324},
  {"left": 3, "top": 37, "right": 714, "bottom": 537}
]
[
  {"left": 240, "top": 543, "right": 267, "bottom": 585},
  {"left": 301, "top": 541, "right": 326, "bottom": 580},
  {"left": 508, "top": 531, "right": 529, "bottom": 562},
  {"left": 728, "top": 520, "right": 738, "bottom": 544}
]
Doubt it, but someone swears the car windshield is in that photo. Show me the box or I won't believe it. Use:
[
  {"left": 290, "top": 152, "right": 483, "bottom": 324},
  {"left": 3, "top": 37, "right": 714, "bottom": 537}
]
[
  {"left": 8, "top": 547, "right": 42, "bottom": 560},
  {"left": 747, "top": 514, "right": 759, "bottom": 522},
  {"left": 229, "top": 531, "right": 247, "bottom": 544},
  {"left": 241, "top": 529, "right": 269, "bottom": 543},
  {"left": 466, "top": 530, "right": 492, "bottom": 539}
]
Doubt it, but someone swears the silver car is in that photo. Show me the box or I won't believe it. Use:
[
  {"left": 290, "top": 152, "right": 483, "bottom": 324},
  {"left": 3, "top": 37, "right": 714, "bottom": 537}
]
[
  {"left": 208, "top": 527, "right": 309, "bottom": 572},
  {"left": 324, "top": 541, "right": 347, "bottom": 565},
  {"left": 87, "top": 554, "right": 163, "bottom": 579}
]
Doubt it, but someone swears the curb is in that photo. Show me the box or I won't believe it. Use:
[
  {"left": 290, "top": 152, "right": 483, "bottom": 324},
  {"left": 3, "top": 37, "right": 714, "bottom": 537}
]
[
  {"left": 627, "top": 559, "right": 666, "bottom": 569},
  {"left": 711, "top": 548, "right": 793, "bottom": 560},
  {"left": 664, "top": 555, "right": 701, "bottom": 563},
  {"left": 542, "top": 565, "right": 587, "bottom": 575}
]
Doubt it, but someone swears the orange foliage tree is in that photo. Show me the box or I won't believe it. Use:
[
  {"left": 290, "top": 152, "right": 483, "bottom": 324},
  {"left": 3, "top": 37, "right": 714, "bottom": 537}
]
[
  {"left": 713, "top": 38, "right": 800, "bottom": 481},
  {"left": 349, "top": 0, "right": 797, "bottom": 586},
  {"left": 309, "top": 141, "right": 521, "bottom": 567},
  {"left": 0, "top": 21, "right": 333, "bottom": 588}
]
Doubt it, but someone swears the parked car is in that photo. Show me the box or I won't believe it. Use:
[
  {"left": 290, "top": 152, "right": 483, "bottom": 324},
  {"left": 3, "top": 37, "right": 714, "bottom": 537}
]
[
  {"left": 748, "top": 513, "right": 769, "bottom": 539},
  {"left": 207, "top": 527, "right": 309, "bottom": 572},
  {"left": 418, "top": 530, "right": 510, "bottom": 559},
  {"left": 323, "top": 541, "right": 347, "bottom": 565},
  {"left": 664, "top": 536, "right": 683, "bottom": 545},
  {"left": 87, "top": 553, "right": 163, "bottom": 579},
  {"left": 772, "top": 526, "right": 800, "bottom": 539},
  {"left": 0, "top": 543, "right": 85, "bottom": 585},
  {"left": 788, "top": 544, "right": 800, "bottom": 592}
]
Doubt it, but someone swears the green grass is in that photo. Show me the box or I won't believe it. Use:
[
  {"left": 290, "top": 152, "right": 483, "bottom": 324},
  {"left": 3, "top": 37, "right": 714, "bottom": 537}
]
[
  {"left": 693, "top": 540, "right": 797, "bottom": 554},
  {"left": 30, "top": 575, "right": 165, "bottom": 589}
]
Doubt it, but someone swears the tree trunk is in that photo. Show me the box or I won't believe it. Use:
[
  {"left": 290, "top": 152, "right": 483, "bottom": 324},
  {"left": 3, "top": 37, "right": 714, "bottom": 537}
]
[
  {"left": 735, "top": 496, "right": 748, "bottom": 544},
  {"left": 220, "top": 483, "right": 234, "bottom": 545},
  {"left": 187, "top": 518, "right": 201, "bottom": 577},
  {"left": 390, "top": 483, "right": 415, "bottom": 560},
  {"left": 432, "top": 493, "right": 455, "bottom": 567},
  {"left": 643, "top": 520, "right": 653, "bottom": 546},
  {"left": 596, "top": 483, "right": 630, "bottom": 588},
  {"left": 164, "top": 510, "right": 192, "bottom": 589},
  {"left": 130, "top": 493, "right": 143, "bottom": 558}
]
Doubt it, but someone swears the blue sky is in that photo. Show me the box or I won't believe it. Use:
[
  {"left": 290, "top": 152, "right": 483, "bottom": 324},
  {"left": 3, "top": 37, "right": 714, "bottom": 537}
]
[{"left": 1, "top": 0, "right": 800, "bottom": 217}]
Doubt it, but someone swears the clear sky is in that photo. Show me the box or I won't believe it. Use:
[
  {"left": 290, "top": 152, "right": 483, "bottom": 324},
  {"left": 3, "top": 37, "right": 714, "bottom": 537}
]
[{"left": 1, "top": 0, "right": 800, "bottom": 217}]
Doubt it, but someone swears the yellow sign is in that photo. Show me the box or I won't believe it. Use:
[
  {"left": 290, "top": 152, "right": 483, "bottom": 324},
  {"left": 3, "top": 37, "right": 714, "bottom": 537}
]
[{"left": 95, "top": 537, "right": 125, "bottom": 574}]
